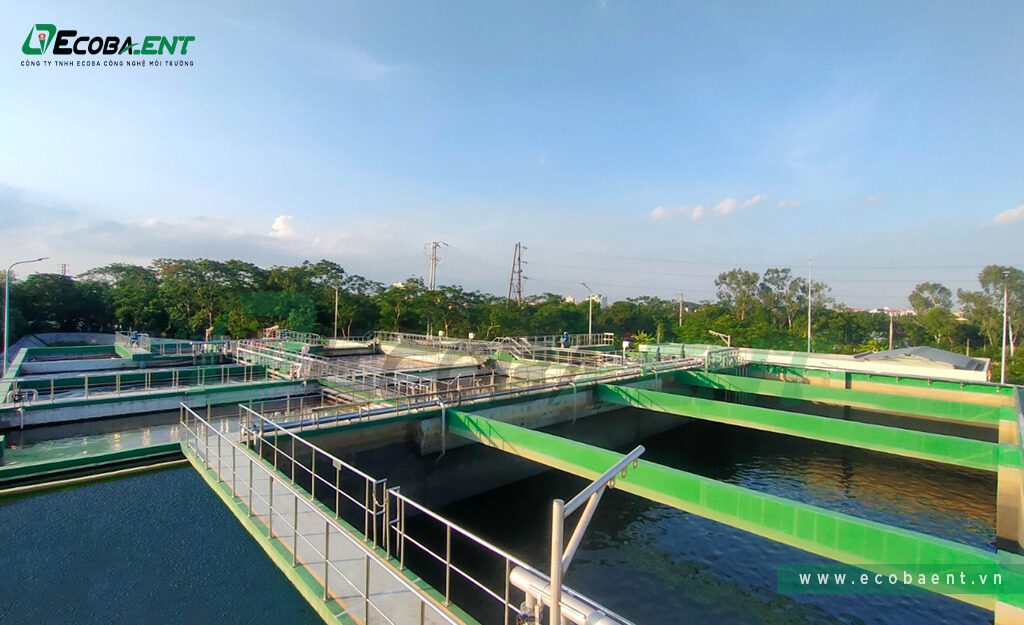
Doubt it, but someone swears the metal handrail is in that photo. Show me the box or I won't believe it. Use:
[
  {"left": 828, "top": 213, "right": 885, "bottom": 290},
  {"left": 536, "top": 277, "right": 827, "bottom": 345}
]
[
  {"left": 0, "top": 363, "right": 276, "bottom": 406},
  {"left": 181, "top": 404, "right": 462, "bottom": 625},
  {"left": 231, "top": 403, "right": 633, "bottom": 625},
  {"left": 387, "top": 488, "right": 635, "bottom": 625},
  {"left": 243, "top": 357, "right": 704, "bottom": 434},
  {"left": 239, "top": 404, "right": 387, "bottom": 543}
]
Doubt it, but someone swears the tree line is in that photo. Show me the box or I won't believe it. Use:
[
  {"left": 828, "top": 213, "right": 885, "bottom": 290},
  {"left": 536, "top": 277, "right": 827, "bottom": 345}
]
[{"left": 3, "top": 258, "right": 1022, "bottom": 381}]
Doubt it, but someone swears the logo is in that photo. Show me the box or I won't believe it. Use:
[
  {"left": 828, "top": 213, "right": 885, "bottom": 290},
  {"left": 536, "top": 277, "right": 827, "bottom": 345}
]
[
  {"left": 19, "top": 24, "right": 195, "bottom": 57},
  {"left": 22, "top": 24, "right": 55, "bottom": 55}
]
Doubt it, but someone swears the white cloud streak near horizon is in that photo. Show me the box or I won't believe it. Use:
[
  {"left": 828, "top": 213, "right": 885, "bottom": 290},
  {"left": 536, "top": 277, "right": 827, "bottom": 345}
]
[
  {"left": 651, "top": 193, "right": 767, "bottom": 221},
  {"left": 989, "top": 203, "right": 1024, "bottom": 226}
]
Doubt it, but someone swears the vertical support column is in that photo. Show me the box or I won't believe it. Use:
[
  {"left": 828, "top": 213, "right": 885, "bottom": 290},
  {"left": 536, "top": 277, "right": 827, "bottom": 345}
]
[
  {"left": 997, "top": 414, "right": 1024, "bottom": 554},
  {"left": 550, "top": 499, "right": 564, "bottom": 625},
  {"left": 995, "top": 601, "right": 1024, "bottom": 625}
]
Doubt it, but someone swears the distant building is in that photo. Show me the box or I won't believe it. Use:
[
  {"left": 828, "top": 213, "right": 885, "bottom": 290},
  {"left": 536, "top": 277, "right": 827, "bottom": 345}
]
[
  {"left": 853, "top": 346, "right": 989, "bottom": 374},
  {"left": 867, "top": 307, "right": 916, "bottom": 317}
]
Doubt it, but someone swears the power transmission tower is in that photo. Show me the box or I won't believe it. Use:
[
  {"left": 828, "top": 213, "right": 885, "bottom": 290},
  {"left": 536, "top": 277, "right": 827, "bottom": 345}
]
[
  {"left": 507, "top": 242, "right": 524, "bottom": 306},
  {"left": 427, "top": 241, "right": 448, "bottom": 291}
]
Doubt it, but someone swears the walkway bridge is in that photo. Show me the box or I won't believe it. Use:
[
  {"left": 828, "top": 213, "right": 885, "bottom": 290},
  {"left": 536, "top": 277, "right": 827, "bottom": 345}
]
[{"left": 180, "top": 403, "right": 634, "bottom": 625}]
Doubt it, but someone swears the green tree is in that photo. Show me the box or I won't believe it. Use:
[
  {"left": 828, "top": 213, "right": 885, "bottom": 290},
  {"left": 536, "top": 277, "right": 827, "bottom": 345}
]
[
  {"left": 715, "top": 269, "right": 762, "bottom": 321},
  {"left": 909, "top": 282, "right": 953, "bottom": 315}
]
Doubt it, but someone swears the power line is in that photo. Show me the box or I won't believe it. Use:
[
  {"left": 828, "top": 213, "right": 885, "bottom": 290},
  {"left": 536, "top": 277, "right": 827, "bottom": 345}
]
[
  {"left": 527, "top": 245, "right": 994, "bottom": 271},
  {"left": 527, "top": 259, "right": 981, "bottom": 284}
]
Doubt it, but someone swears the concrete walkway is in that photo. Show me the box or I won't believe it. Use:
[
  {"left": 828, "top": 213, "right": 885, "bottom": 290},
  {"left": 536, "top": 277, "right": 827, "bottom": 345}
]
[{"left": 185, "top": 418, "right": 464, "bottom": 625}]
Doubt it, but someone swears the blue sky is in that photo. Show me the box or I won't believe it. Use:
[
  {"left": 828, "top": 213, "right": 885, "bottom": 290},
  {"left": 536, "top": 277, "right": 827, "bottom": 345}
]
[{"left": 2, "top": 1, "right": 1022, "bottom": 308}]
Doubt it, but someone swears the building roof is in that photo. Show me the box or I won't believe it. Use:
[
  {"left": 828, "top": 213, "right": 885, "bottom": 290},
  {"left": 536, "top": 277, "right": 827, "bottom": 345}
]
[{"left": 853, "top": 346, "right": 988, "bottom": 372}]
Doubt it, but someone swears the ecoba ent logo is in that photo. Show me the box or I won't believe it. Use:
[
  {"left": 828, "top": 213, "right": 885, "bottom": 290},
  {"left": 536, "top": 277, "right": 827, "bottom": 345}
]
[
  {"left": 21, "top": 23, "right": 195, "bottom": 62},
  {"left": 22, "top": 24, "right": 55, "bottom": 55}
]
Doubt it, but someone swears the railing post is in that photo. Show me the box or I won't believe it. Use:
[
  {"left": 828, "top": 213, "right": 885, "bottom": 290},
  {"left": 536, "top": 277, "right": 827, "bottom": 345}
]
[
  {"left": 269, "top": 475, "right": 274, "bottom": 538},
  {"left": 248, "top": 455, "right": 254, "bottom": 517},
  {"left": 292, "top": 494, "right": 298, "bottom": 566},
  {"left": 363, "top": 554, "right": 371, "bottom": 622},
  {"left": 399, "top": 496, "right": 406, "bottom": 570},
  {"left": 217, "top": 431, "right": 223, "bottom": 483},
  {"left": 364, "top": 479, "right": 371, "bottom": 543},
  {"left": 380, "top": 489, "right": 387, "bottom": 557},
  {"left": 444, "top": 524, "right": 452, "bottom": 605},
  {"left": 323, "top": 520, "right": 331, "bottom": 602},
  {"left": 231, "top": 444, "right": 237, "bottom": 496}
]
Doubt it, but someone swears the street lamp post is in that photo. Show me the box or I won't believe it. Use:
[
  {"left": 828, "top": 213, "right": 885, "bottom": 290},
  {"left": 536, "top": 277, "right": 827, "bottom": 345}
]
[
  {"left": 1002, "top": 270, "right": 1010, "bottom": 385},
  {"left": 580, "top": 282, "right": 593, "bottom": 336},
  {"left": 3, "top": 257, "right": 49, "bottom": 378}
]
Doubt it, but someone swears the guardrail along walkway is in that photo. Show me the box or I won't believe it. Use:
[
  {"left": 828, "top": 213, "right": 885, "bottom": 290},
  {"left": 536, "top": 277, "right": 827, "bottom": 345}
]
[{"left": 180, "top": 405, "right": 465, "bottom": 625}]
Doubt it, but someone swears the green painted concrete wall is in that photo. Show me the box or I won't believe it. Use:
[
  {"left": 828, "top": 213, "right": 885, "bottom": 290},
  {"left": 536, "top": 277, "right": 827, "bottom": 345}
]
[
  {"left": 747, "top": 363, "right": 1012, "bottom": 398},
  {"left": 448, "top": 409, "right": 1024, "bottom": 611},
  {"left": 595, "top": 384, "right": 1006, "bottom": 472},
  {"left": 0, "top": 442, "right": 181, "bottom": 487},
  {"left": 672, "top": 370, "right": 1011, "bottom": 426}
]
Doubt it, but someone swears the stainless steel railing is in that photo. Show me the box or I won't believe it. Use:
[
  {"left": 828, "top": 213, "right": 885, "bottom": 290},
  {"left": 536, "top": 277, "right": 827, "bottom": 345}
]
[
  {"left": 233, "top": 404, "right": 634, "bottom": 625},
  {"left": 182, "top": 404, "right": 464, "bottom": 625},
  {"left": 234, "top": 357, "right": 703, "bottom": 435},
  {"left": 1, "top": 363, "right": 275, "bottom": 406},
  {"left": 386, "top": 489, "right": 635, "bottom": 625},
  {"left": 239, "top": 404, "right": 388, "bottom": 542}
]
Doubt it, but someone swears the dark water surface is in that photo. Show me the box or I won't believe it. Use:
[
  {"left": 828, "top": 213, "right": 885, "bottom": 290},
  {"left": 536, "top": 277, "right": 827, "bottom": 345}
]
[
  {"left": 0, "top": 411, "right": 999, "bottom": 625},
  {"left": 432, "top": 418, "right": 996, "bottom": 625},
  {"left": 0, "top": 467, "right": 323, "bottom": 625}
]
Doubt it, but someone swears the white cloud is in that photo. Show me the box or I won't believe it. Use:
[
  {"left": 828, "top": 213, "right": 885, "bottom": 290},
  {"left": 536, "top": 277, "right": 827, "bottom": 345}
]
[
  {"left": 713, "top": 198, "right": 739, "bottom": 215},
  {"left": 653, "top": 194, "right": 766, "bottom": 220},
  {"left": 865, "top": 195, "right": 882, "bottom": 204},
  {"left": 777, "top": 199, "right": 801, "bottom": 209},
  {"left": 989, "top": 204, "right": 1024, "bottom": 226},
  {"left": 650, "top": 204, "right": 707, "bottom": 221},
  {"left": 713, "top": 193, "right": 767, "bottom": 215},
  {"left": 741, "top": 194, "right": 768, "bottom": 208},
  {"left": 269, "top": 214, "right": 296, "bottom": 238}
]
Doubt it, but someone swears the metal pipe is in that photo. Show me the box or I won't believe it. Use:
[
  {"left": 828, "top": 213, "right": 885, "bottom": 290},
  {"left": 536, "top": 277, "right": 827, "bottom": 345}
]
[
  {"left": 550, "top": 499, "right": 564, "bottom": 625},
  {"left": 437, "top": 401, "right": 448, "bottom": 461},
  {"left": 561, "top": 488, "right": 604, "bottom": 573},
  {"left": 1002, "top": 271, "right": 1010, "bottom": 385},
  {"left": 564, "top": 445, "right": 644, "bottom": 515},
  {"left": 509, "top": 567, "right": 619, "bottom": 625}
]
